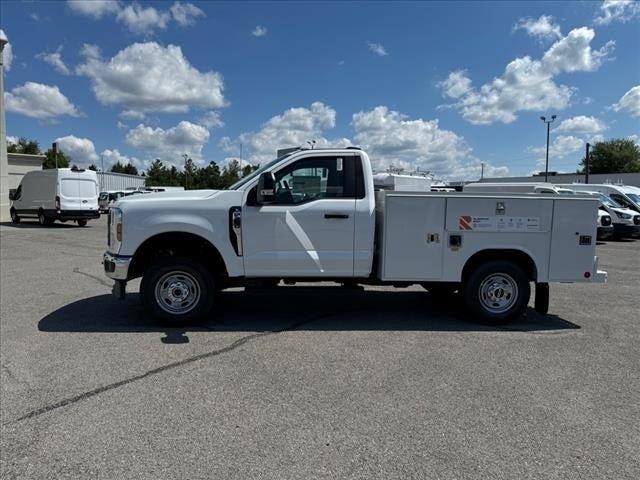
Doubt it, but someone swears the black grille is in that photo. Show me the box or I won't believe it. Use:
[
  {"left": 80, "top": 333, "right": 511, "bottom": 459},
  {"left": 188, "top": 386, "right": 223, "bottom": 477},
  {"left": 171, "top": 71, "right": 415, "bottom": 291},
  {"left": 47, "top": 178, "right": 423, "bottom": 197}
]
[
  {"left": 634, "top": 215, "right": 640, "bottom": 226},
  {"left": 601, "top": 215, "right": 612, "bottom": 227}
]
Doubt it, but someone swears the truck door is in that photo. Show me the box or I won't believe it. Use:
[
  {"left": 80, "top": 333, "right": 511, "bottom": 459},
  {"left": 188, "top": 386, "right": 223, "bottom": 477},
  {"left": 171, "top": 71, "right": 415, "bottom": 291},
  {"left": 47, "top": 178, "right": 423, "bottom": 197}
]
[{"left": 242, "top": 155, "right": 357, "bottom": 277}]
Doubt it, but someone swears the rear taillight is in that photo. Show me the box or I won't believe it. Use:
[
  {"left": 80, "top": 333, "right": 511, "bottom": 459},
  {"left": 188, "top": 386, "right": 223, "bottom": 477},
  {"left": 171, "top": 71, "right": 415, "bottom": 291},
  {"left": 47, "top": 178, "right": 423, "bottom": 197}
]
[
  {"left": 116, "top": 224, "right": 122, "bottom": 242},
  {"left": 55, "top": 195, "right": 60, "bottom": 211}
]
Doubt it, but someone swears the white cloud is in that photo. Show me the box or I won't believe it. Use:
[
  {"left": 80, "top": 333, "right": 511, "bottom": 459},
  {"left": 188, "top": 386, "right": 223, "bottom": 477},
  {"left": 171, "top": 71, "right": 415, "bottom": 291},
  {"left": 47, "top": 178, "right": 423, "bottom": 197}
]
[
  {"left": 170, "top": 2, "right": 205, "bottom": 26},
  {"left": 368, "top": 42, "right": 388, "bottom": 57},
  {"left": 36, "top": 46, "right": 70, "bottom": 75},
  {"left": 352, "top": 106, "right": 507, "bottom": 179},
  {"left": 67, "top": 0, "right": 121, "bottom": 19},
  {"left": 612, "top": 85, "right": 640, "bottom": 118},
  {"left": 197, "top": 111, "right": 224, "bottom": 129},
  {"left": 439, "top": 70, "right": 472, "bottom": 99},
  {"left": 555, "top": 115, "right": 606, "bottom": 134},
  {"left": 77, "top": 42, "right": 227, "bottom": 117},
  {"left": 252, "top": 25, "right": 267, "bottom": 37},
  {"left": 441, "top": 27, "right": 614, "bottom": 124},
  {"left": 117, "top": 121, "right": 128, "bottom": 129},
  {"left": 531, "top": 135, "right": 583, "bottom": 159},
  {"left": 594, "top": 0, "right": 640, "bottom": 25},
  {"left": 116, "top": 3, "right": 171, "bottom": 34},
  {"left": 513, "top": 15, "right": 562, "bottom": 42},
  {"left": 54, "top": 135, "right": 99, "bottom": 165},
  {"left": 67, "top": 1, "right": 203, "bottom": 33},
  {"left": 5, "top": 82, "right": 81, "bottom": 119},
  {"left": 7, "top": 135, "right": 18, "bottom": 146},
  {"left": 1, "top": 30, "right": 12, "bottom": 71},
  {"left": 220, "top": 102, "right": 350, "bottom": 164},
  {"left": 126, "top": 121, "right": 210, "bottom": 165},
  {"left": 101, "top": 148, "right": 144, "bottom": 171}
]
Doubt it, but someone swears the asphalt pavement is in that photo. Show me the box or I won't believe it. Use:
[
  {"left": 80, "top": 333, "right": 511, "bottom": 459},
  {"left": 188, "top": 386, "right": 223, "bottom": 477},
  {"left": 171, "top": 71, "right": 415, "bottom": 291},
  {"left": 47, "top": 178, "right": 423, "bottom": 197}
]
[{"left": 1, "top": 216, "right": 639, "bottom": 479}]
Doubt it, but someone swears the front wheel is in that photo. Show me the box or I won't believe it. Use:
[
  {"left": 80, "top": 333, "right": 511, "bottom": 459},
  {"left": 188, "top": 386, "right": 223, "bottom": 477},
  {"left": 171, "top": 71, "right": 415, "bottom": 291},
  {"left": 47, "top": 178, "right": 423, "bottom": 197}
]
[
  {"left": 140, "top": 257, "right": 215, "bottom": 325},
  {"left": 10, "top": 208, "right": 20, "bottom": 224},
  {"left": 463, "top": 261, "right": 530, "bottom": 325}
]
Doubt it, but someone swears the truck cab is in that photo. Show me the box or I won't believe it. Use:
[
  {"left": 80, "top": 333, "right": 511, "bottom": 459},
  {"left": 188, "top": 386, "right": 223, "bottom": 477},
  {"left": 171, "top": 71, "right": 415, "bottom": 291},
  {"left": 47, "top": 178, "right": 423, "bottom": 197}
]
[{"left": 104, "top": 148, "right": 605, "bottom": 326}]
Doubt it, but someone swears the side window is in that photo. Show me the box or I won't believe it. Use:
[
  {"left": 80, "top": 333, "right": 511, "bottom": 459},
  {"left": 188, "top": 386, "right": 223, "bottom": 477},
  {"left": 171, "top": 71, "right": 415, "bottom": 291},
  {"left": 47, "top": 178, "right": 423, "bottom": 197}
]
[{"left": 274, "top": 156, "right": 346, "bottom": 205}]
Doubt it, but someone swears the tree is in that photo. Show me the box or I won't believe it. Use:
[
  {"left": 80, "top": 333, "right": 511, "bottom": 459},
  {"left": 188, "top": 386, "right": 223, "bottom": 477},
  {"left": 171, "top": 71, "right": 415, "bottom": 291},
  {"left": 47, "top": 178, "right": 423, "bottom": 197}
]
[
  {"left": 579, "top": 139, "right": 640, "bottom": 174},
  {"left": 110, "top": 161, "right": 139, "bottom": 175},
  {"left": 43, "top": 148, "right": 69, "bottom": 169},
  {"left": 7, "top": 137, "right": 41, "bottom": 155},
  {"left": 88, "top": 164, "right": 98, "bottom": 171}
]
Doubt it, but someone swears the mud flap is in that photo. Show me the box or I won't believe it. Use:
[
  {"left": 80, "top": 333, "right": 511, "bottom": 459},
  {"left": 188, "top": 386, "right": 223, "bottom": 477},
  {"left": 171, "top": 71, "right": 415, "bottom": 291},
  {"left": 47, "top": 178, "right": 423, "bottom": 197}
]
[
  {"left": 112, "top": 280, "right": 126, "bottom": 300},
  {"left": 534, "top": 283, "right": 549, "bottom": 315}
]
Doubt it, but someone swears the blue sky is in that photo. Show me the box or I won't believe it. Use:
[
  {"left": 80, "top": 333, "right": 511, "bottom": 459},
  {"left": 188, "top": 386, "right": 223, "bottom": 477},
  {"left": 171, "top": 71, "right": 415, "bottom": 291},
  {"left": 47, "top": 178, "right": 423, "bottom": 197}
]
[{"left": 1, "top": 0, "right": 639, "bottom": 179}]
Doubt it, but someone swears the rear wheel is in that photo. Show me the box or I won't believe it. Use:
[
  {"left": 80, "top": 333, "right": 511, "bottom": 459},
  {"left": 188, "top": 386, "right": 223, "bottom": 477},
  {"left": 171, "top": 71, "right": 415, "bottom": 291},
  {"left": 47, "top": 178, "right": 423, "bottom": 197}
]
[
  {"left": 77, "top": 219, "right": 88, "bottom": 227},
  {"left": 141, "top": 257, "right": 215, "bottom": 325},
  {"left": 38, "top": 211, "right": 53, "bottom": 226},
  {"left": 10, "top": 208, "right": 20, "bottom": 224},
  {"left": 464, "top": 260, "right": 530, "bottom": 325}
]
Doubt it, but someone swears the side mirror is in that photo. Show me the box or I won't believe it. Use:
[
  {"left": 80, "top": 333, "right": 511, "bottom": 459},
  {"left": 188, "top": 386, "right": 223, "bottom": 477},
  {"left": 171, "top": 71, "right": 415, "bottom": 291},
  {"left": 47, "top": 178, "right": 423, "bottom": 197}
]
[
  {"left": 9, "top": 189, "right": 16, "bottom": 201},
  {"left": 257, "top": 172, "right": 276, "bottom": 204}
]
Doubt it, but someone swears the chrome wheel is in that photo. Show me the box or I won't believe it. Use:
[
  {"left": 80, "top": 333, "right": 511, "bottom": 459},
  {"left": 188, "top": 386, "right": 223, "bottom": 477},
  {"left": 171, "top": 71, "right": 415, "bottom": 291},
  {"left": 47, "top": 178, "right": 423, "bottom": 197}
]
[
  {"left": 154, "top": 271, "right": 201, "bottom": 315},
  {"left": 478, "top": 273, "right": 518, "bottom": 314},
  {"left": 38, "top": 212, "right": 46, "bottom": 225}
]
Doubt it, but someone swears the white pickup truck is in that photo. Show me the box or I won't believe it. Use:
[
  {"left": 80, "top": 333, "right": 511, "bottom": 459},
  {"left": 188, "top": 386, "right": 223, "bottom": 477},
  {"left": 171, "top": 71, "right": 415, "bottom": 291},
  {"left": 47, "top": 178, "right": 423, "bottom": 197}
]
[{"left": 103, "top": 148, "right": 606, "bottom": 325}]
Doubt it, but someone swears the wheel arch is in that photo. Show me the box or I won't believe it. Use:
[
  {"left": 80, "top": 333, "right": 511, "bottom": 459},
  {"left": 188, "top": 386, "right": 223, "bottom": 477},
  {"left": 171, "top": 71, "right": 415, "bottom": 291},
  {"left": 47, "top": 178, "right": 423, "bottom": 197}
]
[
  {"left": 462, "top": 249, "right": 538, "bottom": 283},
  {"left": 129, "top": 231, "right": 229, "bottom": 283}
]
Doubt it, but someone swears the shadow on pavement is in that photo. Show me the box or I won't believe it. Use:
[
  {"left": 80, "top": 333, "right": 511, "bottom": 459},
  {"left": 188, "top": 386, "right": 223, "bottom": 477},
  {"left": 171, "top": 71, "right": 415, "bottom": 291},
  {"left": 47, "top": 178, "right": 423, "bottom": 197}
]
[
  {"left": 0, "top": 221, "right": 90, "bottom": 229},
  {"left": 38, "top": 287, "right": 580, "bottom": 338}
]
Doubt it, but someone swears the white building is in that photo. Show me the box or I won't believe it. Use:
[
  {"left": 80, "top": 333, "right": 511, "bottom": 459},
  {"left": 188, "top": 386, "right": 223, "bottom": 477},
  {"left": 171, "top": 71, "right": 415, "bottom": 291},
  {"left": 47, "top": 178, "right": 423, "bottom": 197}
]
[
  {"left": 97, "top": 171, "right": 146, "bottom": 191},
  {"left": 6, "top": 152, "right": 45, "bottom": 190}
]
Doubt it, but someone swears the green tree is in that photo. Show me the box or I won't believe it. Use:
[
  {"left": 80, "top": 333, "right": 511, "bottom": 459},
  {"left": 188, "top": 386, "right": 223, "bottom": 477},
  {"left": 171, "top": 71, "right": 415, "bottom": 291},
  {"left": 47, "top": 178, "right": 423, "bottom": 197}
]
[
  {"left": 7, "top": 137, "right": 41, "bottom": 155},
  {"left": 43, "top": 148, "right": 69, "bottom": 169},
  {"left": 579, "top": 139, "right": 640, "bottom": 174},
  {"left": 88, "top": 164, "right": 98, "bottom": 171},
  {"left": 184, "top": 157, "right": 198, "bottom": 189}
]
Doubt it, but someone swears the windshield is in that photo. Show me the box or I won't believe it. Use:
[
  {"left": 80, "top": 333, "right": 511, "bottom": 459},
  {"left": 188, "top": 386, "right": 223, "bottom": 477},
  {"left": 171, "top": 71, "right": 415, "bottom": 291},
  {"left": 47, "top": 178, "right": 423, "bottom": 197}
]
[
  {"left": 226, "top": 154, "right": 294, "bottom": 190},
  {"left": 597, "top": 193, "right": 622, "bottom": 208},
  {"left": 627, "top": 193, "right": 640, "bottom": 204}
]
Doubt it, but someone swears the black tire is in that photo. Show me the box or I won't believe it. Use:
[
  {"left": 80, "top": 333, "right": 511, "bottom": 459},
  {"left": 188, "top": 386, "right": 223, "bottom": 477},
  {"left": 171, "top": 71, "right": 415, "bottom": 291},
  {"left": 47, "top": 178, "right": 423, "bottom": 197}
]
[
  {"left": 140, "top": 257, "right": 215, "bottom": 325},
  {"left": 534, "top": 283, "right": 549, "bottom": 315},
  {"left": 77, "top": 219, "right": 88, "bottom": 227},
  {"left": 38, "top": 211, "right": 53, "bottom": 226},
  {"left": 10, "top": 208, "right": 20, "bottom": 224},
  {"left": 463, "top": 260, "right": 530, "bottom": 325}
]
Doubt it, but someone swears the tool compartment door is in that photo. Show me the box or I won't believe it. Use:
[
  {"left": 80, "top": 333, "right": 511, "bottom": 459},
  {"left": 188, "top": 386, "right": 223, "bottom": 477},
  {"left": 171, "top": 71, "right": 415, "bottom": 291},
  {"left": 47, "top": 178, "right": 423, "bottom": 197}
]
[
  {"left": 382, "top": 195, "right": 445, "bottom": 280},
  {"left": 549, "top": 199, "right": 599, "bottom": 282}
]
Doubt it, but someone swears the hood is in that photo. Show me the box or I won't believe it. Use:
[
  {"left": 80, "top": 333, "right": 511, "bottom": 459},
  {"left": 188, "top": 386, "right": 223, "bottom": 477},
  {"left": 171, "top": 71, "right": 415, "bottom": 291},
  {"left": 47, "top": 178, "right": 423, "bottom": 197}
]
[
  {"left": 611, "top": 207, "right": 638, "bottom": 216},
  {"left": 116, "top": 189, "right": 219, "bottom": 207}
]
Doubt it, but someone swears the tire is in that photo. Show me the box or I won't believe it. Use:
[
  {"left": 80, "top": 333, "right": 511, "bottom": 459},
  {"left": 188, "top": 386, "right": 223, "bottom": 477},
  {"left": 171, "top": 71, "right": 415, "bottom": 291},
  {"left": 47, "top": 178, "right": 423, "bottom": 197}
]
[
  {"left": 10, "top": 208, "right": 20, "bottom": 224},
  {"left": 38, "top": 211, "right": 53, "bottom": 226},
  {"left": 140, "top": 257, "right": 215, "bottom": 325},
  {"left": 463, "top": 260, "right": 530, "bottom": 325},
  {"left": 77, "top": 219, "right": 88, "bottom": 227}
]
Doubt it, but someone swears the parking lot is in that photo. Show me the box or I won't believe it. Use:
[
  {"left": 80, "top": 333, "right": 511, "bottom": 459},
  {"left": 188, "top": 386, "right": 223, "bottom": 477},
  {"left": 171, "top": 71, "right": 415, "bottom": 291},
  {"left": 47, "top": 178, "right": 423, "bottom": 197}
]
[{"left": 1, "top": 215, "right": 639, "bottom": 479}]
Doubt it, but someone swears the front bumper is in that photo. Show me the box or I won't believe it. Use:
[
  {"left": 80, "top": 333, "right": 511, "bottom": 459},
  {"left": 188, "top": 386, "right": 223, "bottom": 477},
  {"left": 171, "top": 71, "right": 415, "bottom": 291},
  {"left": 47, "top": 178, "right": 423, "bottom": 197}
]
[
  {"left": 56, "top": 210, "right": 100, "bottom": 220},
  {"left": 597, "top": 225, "right": 614, "bottom": 239},
  {"left": 103, "top": 252, "right": 132, "bottom": 281},
  {"left": 613, "top": 224, "right": 640, "bottom": 237}
]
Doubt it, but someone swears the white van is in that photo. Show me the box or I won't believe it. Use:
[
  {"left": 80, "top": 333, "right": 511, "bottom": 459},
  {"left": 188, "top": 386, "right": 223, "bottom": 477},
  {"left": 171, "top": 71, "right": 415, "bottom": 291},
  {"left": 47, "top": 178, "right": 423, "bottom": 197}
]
[
  {"left": 464, "top": 182, "right": 561, "bottom": 194},
  {"left": 558, "top": 184, "right": 640, "bottom": 213},
  {"left": 9, "top": 168, "right": 100, "bottom": 226}
]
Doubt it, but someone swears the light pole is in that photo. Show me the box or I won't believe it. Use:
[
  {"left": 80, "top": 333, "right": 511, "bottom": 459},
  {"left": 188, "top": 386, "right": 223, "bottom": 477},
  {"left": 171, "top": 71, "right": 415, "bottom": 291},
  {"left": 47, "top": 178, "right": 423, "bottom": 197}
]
[
  {"left": 540, "top": 115, "right": 557, "bottom": 182},
  {"left": 0, "top": 31, "right": 9, "bottom": 222}
]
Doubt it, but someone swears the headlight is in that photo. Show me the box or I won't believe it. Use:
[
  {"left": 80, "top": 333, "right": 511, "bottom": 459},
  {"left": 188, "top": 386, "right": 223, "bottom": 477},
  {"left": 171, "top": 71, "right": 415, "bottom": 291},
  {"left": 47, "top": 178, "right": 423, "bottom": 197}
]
[
  {"left": 616, "top": 212, "right": 632, "bottom": 219},
  {"left": 109, "top": 208, "right": 123, "bottom": 253}
]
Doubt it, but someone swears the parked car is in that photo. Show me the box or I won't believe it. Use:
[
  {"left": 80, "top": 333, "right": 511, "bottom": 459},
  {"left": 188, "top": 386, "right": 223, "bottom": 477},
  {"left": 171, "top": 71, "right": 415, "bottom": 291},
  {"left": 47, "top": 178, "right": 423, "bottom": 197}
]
[
  {"left": 10, "top": 167, "right": 100, "bottom": 227},
  {"left": 99, "top": 191, "right": 126, "bottom": 213},
  {"left": 103, "top": 148, "right": 606, "bottom": 326}
]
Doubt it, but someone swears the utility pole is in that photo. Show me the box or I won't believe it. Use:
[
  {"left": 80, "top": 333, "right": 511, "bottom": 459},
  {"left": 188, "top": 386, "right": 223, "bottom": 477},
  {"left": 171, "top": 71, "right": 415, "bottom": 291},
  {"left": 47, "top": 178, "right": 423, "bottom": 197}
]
[
  {"left": 480, "top": 162, "right": 484, "bottom": 181},
  {"left": 540, "top": 115, "right": 557, "bottom": 182},
  {"left": 52, "top": 142, "right": 59, "bottom": 169},
  {"left": 100, "top": 154, "right": 104, "bottom": 191},
  {"left": 182, "top": 153, "right": 189, "bottom": 189},
  {"left": 585, "top": 142, "right": 591, "bottom": 184},
  {"left": 239, "top": 143, "right": 243, "bottom": 176}
]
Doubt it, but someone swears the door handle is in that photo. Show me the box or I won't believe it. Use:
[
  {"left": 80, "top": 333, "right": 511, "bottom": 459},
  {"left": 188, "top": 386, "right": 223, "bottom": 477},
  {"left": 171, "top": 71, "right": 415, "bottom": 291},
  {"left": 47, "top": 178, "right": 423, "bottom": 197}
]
[{"left": 324, "top": 213, "right": 349, "bottom": 219}]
